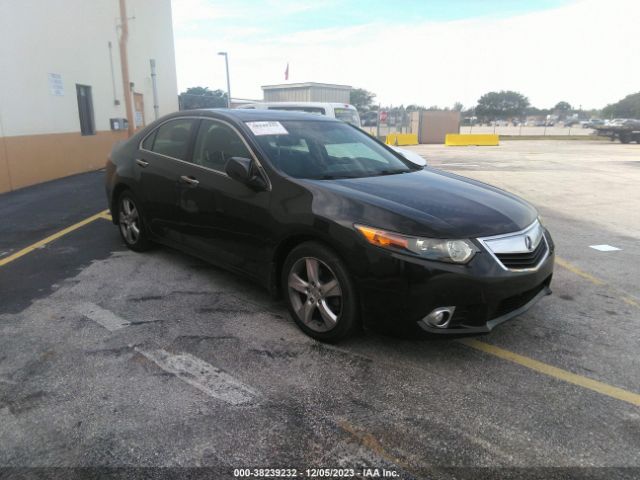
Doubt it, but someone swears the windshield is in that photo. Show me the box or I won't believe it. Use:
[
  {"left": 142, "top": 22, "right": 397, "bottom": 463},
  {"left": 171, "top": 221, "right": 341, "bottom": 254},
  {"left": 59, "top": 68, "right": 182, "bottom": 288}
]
[
  {"left": 248, "top": 120, "right": 416, "bottom": 179},
  {"left": 334, "top": 107, "right": 361, "bottom": 126}
]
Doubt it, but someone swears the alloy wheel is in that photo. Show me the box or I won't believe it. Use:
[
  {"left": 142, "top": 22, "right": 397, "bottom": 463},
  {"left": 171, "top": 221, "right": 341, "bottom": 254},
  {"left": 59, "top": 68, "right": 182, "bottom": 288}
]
[
  {"left": 119, "top": 197, "right": 141, "bottom": 245},
  {"left": 288, "top": 257, "right": 343, "bottom": 332}
]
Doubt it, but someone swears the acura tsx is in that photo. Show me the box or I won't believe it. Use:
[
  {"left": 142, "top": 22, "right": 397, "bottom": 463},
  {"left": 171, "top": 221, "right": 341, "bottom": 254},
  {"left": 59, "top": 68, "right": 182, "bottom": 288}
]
[{"left": 105, "top": 109, "right": 554, "bottom": 342}]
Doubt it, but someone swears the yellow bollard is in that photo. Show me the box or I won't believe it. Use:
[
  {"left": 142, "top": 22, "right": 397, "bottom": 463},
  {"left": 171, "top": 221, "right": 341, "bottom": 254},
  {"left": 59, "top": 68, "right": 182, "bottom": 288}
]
[{"left": 445, "top": 134, "right": 499, "bottom": 146}]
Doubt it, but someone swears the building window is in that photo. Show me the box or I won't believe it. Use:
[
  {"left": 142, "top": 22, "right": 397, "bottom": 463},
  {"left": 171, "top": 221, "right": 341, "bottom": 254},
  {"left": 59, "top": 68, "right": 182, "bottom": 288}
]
[{"left": 76, "top": 84, "right": 95, "bottom": 135}]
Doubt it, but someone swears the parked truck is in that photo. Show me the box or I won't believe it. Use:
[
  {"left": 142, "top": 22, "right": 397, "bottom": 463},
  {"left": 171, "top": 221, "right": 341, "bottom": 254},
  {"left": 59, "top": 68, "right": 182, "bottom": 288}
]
[{"left": 594, "top": 119, "right": 640, "bottom": 143}]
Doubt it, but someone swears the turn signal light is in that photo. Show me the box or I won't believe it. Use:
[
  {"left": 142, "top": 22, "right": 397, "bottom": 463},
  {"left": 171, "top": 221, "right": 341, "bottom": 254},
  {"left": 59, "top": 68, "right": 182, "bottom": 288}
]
[{"left": 355, "top": 225, "right": 409, "bottom": 250}]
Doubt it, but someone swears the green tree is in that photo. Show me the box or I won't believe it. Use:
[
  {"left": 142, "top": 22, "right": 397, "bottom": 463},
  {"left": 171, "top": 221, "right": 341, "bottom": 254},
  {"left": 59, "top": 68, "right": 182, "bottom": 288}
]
[
  {"left": 554, "top": 101, "right": 572, "bottom": 120},
  {"left": 350, "top": 88, "right": 376, "bottom": 111},
  {"left": 475, "top": 90, "right": 530, "bottom": 120},
  {"left": 602, "top": 92, "right": 640, "bottom": 119},
  {"left": 554, "top": 101, "right": 572, "bottom": 112},
  {"left": 453, "top": 101, "right": 464, "bottom": 112},
  {"left": 179, "top": 86, "right": 228, "bottom": 110}
]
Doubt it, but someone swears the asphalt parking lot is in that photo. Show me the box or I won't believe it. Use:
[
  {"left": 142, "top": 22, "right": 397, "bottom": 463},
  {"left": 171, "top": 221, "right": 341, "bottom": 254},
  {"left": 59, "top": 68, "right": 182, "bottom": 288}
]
[{"left": 0, "top": 140, "right": 638, "bottom": 479}]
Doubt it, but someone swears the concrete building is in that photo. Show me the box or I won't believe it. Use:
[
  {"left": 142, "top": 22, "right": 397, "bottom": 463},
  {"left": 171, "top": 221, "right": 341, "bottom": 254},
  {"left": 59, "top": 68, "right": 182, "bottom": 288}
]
[
  {"left": 0, "top": 0, "right": 179, "bottom": 194},
  {"left": 262, "top": 83, "right": 351, "bottom": 103}
]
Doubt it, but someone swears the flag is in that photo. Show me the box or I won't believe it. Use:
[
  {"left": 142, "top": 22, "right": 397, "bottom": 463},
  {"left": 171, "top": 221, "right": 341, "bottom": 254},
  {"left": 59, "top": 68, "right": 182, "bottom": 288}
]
[{"left": 284, "top": 63, "right": 289, "bottom": 81}]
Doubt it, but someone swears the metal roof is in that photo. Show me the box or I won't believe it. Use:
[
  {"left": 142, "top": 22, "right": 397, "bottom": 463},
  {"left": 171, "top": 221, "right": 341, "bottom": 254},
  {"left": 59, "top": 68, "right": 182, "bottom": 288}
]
[{"left": 261, "top": 82, "right": 352, "bottom": 90}]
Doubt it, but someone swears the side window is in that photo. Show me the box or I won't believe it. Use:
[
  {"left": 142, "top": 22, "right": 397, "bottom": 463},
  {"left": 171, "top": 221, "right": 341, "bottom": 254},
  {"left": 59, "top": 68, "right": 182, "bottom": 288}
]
[
  {"left": 141, "top": 129, "right": 156, "bottom": 150},
  {"left": 192, "top": 120, "right": 251, "bottom": 172},
  {"left": 148, "top": 119, "right": 196, "bottom": 160}
]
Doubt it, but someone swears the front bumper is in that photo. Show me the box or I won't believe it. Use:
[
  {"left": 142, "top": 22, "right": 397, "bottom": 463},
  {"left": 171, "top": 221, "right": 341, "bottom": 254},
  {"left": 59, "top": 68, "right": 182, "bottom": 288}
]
[
  {"left": 355, "top": 230, "right": 555, "bottom": 334},
  {"left": 416, "top": 282, "right": 551, "bottom": 334}
]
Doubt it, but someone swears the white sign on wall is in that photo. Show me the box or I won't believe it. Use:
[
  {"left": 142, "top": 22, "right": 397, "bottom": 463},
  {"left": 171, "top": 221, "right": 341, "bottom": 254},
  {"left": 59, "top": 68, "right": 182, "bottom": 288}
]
[{"left": 48, "top": 73, "right": 64, "bottom": 96}]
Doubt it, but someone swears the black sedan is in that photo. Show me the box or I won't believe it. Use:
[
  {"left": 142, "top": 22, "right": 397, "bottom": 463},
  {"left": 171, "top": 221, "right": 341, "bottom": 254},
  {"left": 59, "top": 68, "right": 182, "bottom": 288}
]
[{"left": 105, "top": 109, "right": 554, "bottom": 342}]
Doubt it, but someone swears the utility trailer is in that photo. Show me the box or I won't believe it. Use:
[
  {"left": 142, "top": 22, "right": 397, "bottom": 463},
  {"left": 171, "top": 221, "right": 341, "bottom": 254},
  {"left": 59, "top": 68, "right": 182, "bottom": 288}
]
[{"left": 594, "top": 119, "right": 640, "bottom": 143}]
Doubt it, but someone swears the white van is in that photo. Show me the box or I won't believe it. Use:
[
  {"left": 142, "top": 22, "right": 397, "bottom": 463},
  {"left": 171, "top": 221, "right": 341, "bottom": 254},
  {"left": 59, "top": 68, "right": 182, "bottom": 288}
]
[{"left": 237, "top": 102, "right": 361, "bottom": 127}]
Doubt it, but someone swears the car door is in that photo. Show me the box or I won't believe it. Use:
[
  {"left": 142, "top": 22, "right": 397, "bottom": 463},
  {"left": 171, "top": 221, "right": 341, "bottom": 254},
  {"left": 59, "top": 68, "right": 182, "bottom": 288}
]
[
  {"left": 176, "top": 118, "right": 273, "bottom": 281},
  {"left": 137, "top": 117, "right": 198, "bottom": 243}
]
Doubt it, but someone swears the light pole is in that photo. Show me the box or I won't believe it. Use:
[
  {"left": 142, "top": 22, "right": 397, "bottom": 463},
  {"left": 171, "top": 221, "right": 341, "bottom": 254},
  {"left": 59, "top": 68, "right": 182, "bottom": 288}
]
[{"left": 218, "top": 51, "right": 231, "bottom": 108}]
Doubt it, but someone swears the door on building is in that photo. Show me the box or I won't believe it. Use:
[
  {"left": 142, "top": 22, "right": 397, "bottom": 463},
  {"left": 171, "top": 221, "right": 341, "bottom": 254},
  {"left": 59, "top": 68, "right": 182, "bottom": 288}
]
[
  {"left": 76, "top": 84, "right": 95, "bottom": 135},
  {"left": 133, "top": 92, "right": 145, "bottom": 129}
]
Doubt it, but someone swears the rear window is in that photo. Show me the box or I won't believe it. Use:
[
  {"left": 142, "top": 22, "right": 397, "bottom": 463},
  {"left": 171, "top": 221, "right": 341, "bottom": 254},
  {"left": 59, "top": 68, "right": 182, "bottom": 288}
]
[
  {"left": 334, "top": 108, "right": 360, "bottom": 126},
  {"left": 268, "top": 106, "right": 326, "bottom": 115}
]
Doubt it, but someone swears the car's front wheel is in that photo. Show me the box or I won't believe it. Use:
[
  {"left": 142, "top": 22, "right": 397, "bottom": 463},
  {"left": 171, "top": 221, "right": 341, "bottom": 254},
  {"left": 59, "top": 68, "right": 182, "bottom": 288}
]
[
  {"left": 117, "top": 190, "right": 152, "bottom": 252},
  {"left": 282, "top": 242, "right": 359, "bottom": 342}
]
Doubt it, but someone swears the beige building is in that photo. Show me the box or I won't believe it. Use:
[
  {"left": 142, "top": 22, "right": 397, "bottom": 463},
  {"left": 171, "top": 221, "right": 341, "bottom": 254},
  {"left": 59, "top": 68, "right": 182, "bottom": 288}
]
[
  {"left": 0, "top": 0, "right": 179, "bottom": 194},
  {"left": 262, "top": 83, "right": 352, "bottom": 103}
]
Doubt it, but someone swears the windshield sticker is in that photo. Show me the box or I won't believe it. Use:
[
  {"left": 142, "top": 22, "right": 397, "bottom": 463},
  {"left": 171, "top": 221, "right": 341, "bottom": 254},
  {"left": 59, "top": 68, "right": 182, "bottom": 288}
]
[{"left": 246, "top": 121, "right": 289, "bottom": 136}]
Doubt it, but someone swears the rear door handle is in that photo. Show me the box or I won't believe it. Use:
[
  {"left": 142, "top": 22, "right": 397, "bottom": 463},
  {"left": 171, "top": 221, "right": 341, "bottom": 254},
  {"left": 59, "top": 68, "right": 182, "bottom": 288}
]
[
  {"left": 180, "top": 175, "right": 199, "bottom": 187},
  {"left": 135, "top": 159, "right": 149, "bottom": 168}
]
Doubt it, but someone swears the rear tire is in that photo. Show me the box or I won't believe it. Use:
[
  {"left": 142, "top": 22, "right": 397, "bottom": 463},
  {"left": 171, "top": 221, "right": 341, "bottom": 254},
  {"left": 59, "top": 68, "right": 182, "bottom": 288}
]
[
  {"left": 116, "top": 190, "right": 152, "bottom": 252},
  {"left": 282, "top": 242, "right": 359, "bottom": 342}
]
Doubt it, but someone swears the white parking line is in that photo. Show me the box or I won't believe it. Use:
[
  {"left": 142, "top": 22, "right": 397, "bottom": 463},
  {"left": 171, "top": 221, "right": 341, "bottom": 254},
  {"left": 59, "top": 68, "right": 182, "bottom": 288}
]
[
  {"left": 77, "top": 302, "right": 131, "bottom": 331},
  {"left": 135, "top": 347, "right": 258, "bottom": 406},
  {"left": 589, "top": 244, "right": 621, "bottom": 252}
]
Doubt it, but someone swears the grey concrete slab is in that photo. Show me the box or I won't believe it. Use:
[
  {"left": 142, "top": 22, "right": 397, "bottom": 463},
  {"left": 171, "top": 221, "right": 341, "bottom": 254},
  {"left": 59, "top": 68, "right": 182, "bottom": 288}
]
[{"left": 1, "top": 142, "right": 639, "bottom": 477}]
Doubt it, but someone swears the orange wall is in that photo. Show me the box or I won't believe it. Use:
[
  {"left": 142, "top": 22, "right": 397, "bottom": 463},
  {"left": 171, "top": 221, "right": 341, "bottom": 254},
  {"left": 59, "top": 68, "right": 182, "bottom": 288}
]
[{"left": 0, "top": 130, "right": 127, "bottom": 193}]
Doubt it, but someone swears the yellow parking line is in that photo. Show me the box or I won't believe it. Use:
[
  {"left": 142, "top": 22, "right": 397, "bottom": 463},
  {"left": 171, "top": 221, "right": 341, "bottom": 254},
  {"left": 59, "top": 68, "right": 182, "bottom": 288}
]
[
  {"left": 555, "top": 256, "right": 605, "bottom": 286},
  {"left": 555, "top": 256, "right": 639, "bottom": 309},
  {"left": 0, "top": 210, "right": 110, "bottom": 267},
  {"left": 458, "top": 338, "right": 640, "bottom": 407},
  {"left": 622, "top": 296, "right": 639, "bottom": 308}
]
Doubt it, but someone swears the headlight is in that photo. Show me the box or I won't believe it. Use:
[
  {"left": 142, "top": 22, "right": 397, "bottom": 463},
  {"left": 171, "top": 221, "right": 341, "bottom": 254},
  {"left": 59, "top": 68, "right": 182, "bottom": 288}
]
[{"left": 355, "top": 224, "right": 478, "bottom": 264}]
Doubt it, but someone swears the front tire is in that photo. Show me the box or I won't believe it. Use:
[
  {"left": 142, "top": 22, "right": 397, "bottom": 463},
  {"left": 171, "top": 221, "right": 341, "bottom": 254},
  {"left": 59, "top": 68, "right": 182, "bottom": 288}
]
[
  {"left": 282, "top": 242, "right": 359, "bottom": 342},
  {"left": 117, "top": 190, "right": 152, "bottom": 252}
]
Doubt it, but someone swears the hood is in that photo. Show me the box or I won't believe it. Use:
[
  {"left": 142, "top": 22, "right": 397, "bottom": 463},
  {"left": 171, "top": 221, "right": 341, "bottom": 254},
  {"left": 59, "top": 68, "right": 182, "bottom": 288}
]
[{"left": 303, "top": 169, "right": 538, "bottom": 238}]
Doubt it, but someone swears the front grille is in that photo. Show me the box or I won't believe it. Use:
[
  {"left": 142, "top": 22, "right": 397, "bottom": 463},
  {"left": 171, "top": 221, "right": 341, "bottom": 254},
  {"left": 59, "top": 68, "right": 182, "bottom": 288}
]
[
  {"left": 495, "top": 239, "right": 548, "bottom": 270},
  {"left": 495, "top": 282, "right": 546, "bottom": 317}
]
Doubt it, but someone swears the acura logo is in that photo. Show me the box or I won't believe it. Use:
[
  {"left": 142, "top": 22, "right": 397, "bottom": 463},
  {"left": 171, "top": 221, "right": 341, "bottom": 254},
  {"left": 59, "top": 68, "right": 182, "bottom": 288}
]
[{"left": 525, "top": 235, "right": 533, "bottom": 251}]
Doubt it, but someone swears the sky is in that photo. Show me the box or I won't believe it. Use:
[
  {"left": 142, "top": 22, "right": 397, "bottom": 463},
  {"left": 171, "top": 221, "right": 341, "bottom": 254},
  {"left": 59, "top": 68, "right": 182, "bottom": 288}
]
[{"left": 171, "top": 0, "right": 640, "bottom": 110}]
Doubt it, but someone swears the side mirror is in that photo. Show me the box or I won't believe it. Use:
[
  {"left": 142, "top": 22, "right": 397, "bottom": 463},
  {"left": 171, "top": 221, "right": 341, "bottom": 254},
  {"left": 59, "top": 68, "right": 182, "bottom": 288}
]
[{"left": 225, "top": 157, "right": 268, "bottom": 190}]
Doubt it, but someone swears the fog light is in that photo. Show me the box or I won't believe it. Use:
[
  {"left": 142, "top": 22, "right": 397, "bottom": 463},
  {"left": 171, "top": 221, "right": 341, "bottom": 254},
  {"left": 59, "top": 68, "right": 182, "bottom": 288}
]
[{"left": 422, "top": 306, "right": 456, "bottom": 329}]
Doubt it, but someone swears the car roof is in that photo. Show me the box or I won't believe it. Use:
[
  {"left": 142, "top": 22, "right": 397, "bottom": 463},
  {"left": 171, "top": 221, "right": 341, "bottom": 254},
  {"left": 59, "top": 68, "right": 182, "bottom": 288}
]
[{"left": 183, "top": 108, "right": 337, "bottom": 123}]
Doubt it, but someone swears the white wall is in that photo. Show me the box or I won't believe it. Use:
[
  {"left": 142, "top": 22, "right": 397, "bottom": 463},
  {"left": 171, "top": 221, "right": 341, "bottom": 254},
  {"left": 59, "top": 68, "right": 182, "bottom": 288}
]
[{"left": 0, "top": 0, "right": 178, "bottom": 137}]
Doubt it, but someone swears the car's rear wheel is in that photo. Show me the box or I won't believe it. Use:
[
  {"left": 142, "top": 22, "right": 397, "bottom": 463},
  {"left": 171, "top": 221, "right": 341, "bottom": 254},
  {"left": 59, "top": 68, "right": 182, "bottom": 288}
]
[
  {"left": 117, "top": 190, "right": 152, "bottom": 252},
  {"left": 282, "top": 242, "right": 359, "bottom": 342}
]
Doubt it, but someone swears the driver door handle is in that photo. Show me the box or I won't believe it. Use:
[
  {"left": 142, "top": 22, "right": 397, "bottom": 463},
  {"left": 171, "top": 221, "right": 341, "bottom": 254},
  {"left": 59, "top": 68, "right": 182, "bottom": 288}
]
[
  {"left": 180, "top": 175, "right": 199, "bottom": 187},
  {"left": 135, "top": 159, "right": 149, "bottom": 168}
]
